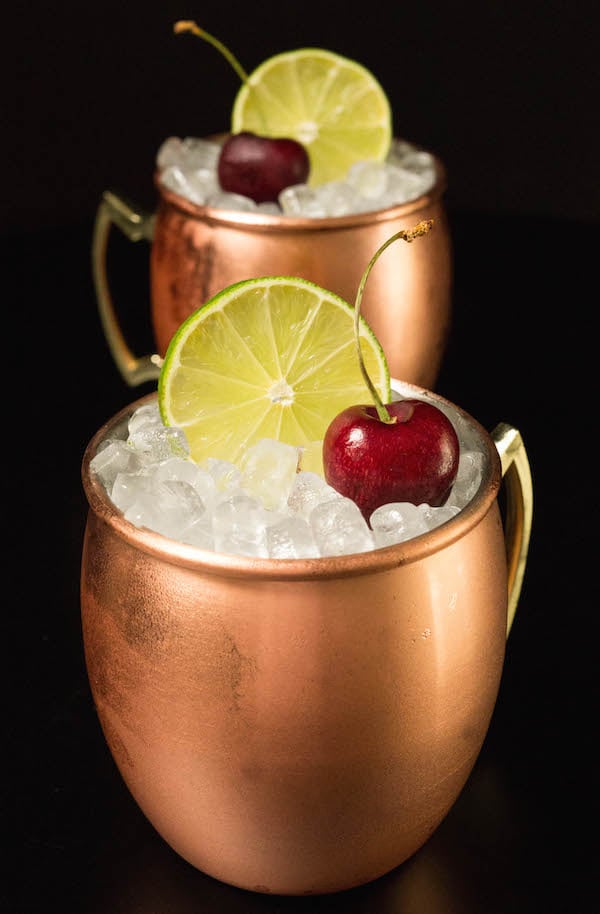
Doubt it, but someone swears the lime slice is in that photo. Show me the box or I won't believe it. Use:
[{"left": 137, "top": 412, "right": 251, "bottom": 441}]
[
  {"left": 158, "top": 276, "right": 390, "bottom": 469},
  {"left": 231, "top": 48, "right": 392, "bottom": 186}
]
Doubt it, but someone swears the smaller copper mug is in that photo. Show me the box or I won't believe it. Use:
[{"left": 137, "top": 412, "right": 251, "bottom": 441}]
[
  {"left": 80, "top": 379, "right": 532, "bottom": 896},
  {"left": 92, "top": 142, "right": 452, "bottom": 389}
]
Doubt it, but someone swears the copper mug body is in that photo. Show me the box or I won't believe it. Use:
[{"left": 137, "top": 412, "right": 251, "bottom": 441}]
[
  {"left": 92, "top": 145, "right": 452, "bottom": 389},
  {"left": 80, "top": 379, "right": 532, "bottom": 895}
]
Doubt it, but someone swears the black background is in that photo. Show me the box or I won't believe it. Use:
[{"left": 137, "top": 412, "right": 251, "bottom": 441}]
[
  {"left": 6, "top": 0, "right": 600, "bottom": 232},
  {"left": 4, "top": 2, "right": 599, "bottom": 912}
]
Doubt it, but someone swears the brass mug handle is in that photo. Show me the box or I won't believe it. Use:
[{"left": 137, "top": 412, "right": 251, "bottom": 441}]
[
  {"left": 92, "top": 190, "right": 163, "bottom": 386},
  {"left": 491, "top": 423, "right": 533, "bottom": 636}
]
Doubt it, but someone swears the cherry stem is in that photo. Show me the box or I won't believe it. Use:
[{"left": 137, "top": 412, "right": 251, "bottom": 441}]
[
  {"left": 173, "top": 21, "right": 270, "bottom": 134},
  {"left": 354, "top": 219, "right": 435, "bottom": 423},
  {"left": 174, "top": 21, "right": 249, "bottom": 83}
]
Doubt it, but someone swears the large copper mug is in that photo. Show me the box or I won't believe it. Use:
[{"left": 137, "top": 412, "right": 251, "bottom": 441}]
[
  {"left": 80, "top": 379, "right": 532, "bottom": 896},
  {"left": 92, "top": 143, "right": 451, "bottom": 388}
]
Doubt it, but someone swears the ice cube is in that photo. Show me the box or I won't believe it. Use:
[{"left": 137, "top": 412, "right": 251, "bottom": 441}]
[
  {"left": 180, "top": 137, "right": 221, "bottom": 171},
  {"left": 90, "top": 439, "right": 143, "bottom": 490},
  {"left": 127, "top": 403, "right": 163, "bottom": 437},
  {"left": 181, "top": 517, "right": 214, "bottom": 550},
  {"left": 160, "top": 165, "right": 194, "bottom": 198},
  {"left": 203, "top": 457, "right": 242, "bottom": 493},
  {"left": 158, "top": 136, "right": 221, "bottom": 175},
  {"left": 383, "top": 165, "right": 429, "bottom": 206},
  {"left": 154, "top": 456, "right": 217, "bottom": 504},
  {"left": 310, "top": 497, "right": 375, "bottom": 556},
  {"left": 266, "top": 515, "right": 319, "bottom": 559},
  {"left": 239, "top": 438, "right": 300, "bottom": 510},
  {"left": 312, "top": 181, "right": 363, "bottom": 217},
  {"left": 448, "top": 451, "right": 484, "bottom": 509},
  {"left": 346, "top": 161, "right": 389, "bottom": 200},
  {"left": 288, "top": 471, "right": 338, "bottom": 520},
  {"left": 206, "top": 191, "right": 258, "bottom": 212},
  {"left": 183, "top": 167, "right": 219, "bottom": 206},
  {"left": 212, "top": 494, "right": 269, "bottom": 557},
  {"left": 279, "top": 184, "right": 328, "bottom": 218},
  {"left": 417, "top": 502, "right": 461, "bottom": 529},
  {"left": 127, "top": 423, "right": 189, "bottom": 463},
  {"left": 125, "top": 479, "right": 206, "bottom": 542},
  {"left": 111, "top": 472, "right": 156, "bottom": 513},
  {"left": 369, "top": 502, "right": 429, "bottom": 547},
  {"left": 397, "top": 149, "right": 436, "bottom": 178},
  {"left": 451, "top": 411, "right": 482, "bottom": 452}
]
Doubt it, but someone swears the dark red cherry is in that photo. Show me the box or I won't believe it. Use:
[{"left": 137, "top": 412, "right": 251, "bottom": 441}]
[
  {"left": 217, "top": 131, "right": 310, "bottom": 203},
  {"left": 323, "top": 399, "right": 460, "bottom": 522}
]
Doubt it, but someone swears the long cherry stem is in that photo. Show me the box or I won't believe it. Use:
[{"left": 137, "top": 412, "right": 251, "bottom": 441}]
[
  {"left": 174, "top": 21, "right": 249, "bottom": 82},
  {"left": 354, "top": 219, "right": 434, "bottom": 423},
  {"left": 174, "top": 21, "right": 271, "bottom": 133}
]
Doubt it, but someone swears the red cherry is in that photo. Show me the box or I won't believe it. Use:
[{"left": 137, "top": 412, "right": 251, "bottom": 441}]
[
  {"left": 217, "top": 131, "right": 310, "bottom": 203},
  {"left": 323, "top": 398, "right": 460, "bottom": 522}
]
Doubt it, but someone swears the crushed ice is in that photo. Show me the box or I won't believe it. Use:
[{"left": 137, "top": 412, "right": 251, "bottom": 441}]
[
  {"left": 90, "top": 401, "right": 484, "bottom": 559},
  {"left": 156, "top": 136, "right": 438, "bottom": 218}
]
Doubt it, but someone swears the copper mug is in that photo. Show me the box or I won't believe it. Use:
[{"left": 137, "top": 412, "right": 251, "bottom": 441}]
[
  {"left": 80, "top": 378, "right": 532, "bottom": 896},
  {"left": 92, "top": 143, "right": 451, "bottom": 389}
]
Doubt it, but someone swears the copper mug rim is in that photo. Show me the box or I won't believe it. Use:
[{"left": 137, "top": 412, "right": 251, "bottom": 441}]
[{"left": 81, "top": 379, "right": 503, "bottom": 583}]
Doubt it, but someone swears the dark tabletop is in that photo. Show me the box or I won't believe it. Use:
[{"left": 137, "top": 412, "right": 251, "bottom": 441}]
[{"left": 4, "top": 208, "right": 597, "bottom": 913}]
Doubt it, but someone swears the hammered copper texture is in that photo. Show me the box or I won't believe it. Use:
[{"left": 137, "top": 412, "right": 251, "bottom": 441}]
[
  {"left": 149, "top": 156, "right": 451, "bottom": 389},
  {"left": 80, "top": 385, "right": 513, "bottom": 895}
]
